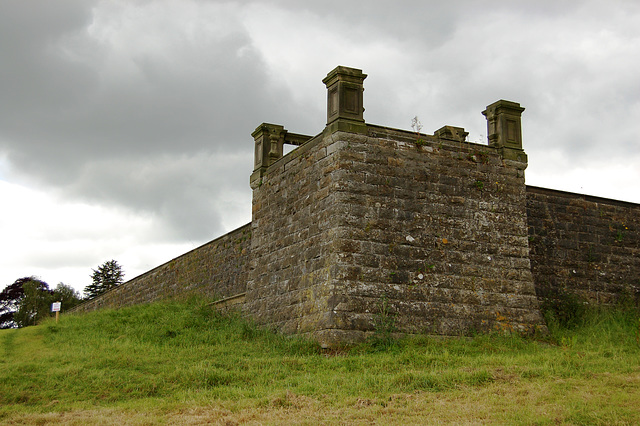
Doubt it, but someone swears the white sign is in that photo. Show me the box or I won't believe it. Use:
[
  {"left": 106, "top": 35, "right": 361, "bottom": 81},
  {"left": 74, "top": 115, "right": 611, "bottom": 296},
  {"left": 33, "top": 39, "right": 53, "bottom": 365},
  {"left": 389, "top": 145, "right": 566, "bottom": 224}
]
[{"left": 51, "top": 302, "right": 61, "bottom": 312}]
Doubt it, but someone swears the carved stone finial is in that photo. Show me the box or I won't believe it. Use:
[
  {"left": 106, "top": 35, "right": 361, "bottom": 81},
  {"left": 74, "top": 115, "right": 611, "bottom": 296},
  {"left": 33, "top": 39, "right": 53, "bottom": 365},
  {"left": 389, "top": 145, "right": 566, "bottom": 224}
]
[
  {"left": 250, "top": 123, "right": 285, "bottom": 189},
  {"left": 322, "top": 66, "right": 368, "bottom": 134},
  {"left": 482, "top": 100, "right": 527, "bottom": 162},
  {"left": 252, "top": 123, "right": 285, "bottom": 172}
]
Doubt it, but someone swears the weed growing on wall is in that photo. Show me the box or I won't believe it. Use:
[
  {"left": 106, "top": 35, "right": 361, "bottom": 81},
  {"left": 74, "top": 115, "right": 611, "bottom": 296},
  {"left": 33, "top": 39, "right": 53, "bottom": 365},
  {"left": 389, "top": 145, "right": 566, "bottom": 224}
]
[
  {"left": 411, "top": 116, "right": 426, "bottom": 147},
  {"left": 612, "top": 223, "right": 628, "bottom": 243},
  {"left": 467, "top": 150, "right": 489, "bottom": 164},
  {"left": 410, "top": 116, "right": 423, "bottom": 135},
  {"left": 371, "top": 294, "right": 397, "bottom": 349},
  {"left": 539, "top": 286, "right": 587, "bottom": 330}
]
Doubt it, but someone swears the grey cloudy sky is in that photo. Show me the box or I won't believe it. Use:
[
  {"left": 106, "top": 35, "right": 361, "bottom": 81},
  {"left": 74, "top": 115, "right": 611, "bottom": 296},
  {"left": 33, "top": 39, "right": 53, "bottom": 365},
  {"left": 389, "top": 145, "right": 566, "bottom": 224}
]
[{"left": 1, "top": 0, "right": 639, "bottom": 294}]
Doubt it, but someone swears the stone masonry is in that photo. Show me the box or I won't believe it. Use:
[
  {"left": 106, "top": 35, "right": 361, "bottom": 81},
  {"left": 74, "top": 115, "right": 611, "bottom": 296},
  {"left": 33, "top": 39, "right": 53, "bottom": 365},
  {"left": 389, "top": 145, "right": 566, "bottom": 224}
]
[
  {"left": 73, "top": 224, "right": 251, "bottom": 313},
  {"left": 71, "top": 66, "right": 639, "bottom": 347},
  {"left": 246, "top": 67, "right": 545, "bottom": 345},
  {"left": 527, "top": 187, "right": 640, "bottom": 305}
]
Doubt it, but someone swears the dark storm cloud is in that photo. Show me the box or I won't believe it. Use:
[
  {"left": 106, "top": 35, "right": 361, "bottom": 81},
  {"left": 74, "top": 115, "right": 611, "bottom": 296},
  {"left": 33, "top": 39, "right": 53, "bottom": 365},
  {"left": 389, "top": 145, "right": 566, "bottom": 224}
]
[
  {"left": 0, "top": 1, "right": 305, "bottom": 239},
  {"left": 67, "top": 151, "right": 253, "bottom": 240},
  {"left": 1, "top": 1, "right": 274, "bottom": 176},
  {"left": 0, "top": 1, "right": 97, "bottom": 134}
]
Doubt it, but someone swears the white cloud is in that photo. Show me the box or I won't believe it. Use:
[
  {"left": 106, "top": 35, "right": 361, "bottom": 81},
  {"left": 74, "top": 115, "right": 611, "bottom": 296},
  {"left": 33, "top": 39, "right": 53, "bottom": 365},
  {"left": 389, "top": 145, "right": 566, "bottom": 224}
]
[{"left": 0, "top": 179, "right": 198, "bottom": 292}]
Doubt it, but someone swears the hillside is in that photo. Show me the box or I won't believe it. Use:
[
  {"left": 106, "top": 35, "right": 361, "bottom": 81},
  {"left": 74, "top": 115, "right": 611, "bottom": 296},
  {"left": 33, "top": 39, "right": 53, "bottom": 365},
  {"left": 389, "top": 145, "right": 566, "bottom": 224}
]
[{"left": 1, "top": 298, "right": 639, "bottom": 424}]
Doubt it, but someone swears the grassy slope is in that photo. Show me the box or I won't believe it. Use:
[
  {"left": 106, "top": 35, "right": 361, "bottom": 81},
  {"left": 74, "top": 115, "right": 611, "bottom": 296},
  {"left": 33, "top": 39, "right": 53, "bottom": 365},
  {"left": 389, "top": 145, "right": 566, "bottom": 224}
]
[{"left": 0, "top": 299, "right": 639, "bottom": 425}]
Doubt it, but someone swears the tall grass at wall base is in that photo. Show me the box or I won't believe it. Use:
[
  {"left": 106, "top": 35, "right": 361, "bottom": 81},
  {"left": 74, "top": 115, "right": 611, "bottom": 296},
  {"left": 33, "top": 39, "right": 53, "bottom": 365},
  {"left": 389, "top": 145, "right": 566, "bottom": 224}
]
[
  {"left": 540, "top": 286, "right": 640, "bottom": 351},
  {"left": 1, "top": 297, "right": 639, "bottom": 424}
]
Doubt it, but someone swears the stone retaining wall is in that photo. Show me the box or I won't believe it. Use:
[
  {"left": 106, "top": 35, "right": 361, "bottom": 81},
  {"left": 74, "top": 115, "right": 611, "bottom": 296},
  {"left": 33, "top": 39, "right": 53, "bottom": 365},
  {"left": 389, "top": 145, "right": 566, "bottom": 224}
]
[
  {"left": 245, "top": 129, "right": 340, "bottom": 338},
  {"left": 69, "top": 66, "right": 639, "bottom": 347},
  {"left": 527, "top": 186, "right": 640, "bottom": 305},
  {"left": 325, "top": 125, "right": 545, "bottom": 341},
  {"left": 72, "top": 224, "right": 251, "bottom": 313}
]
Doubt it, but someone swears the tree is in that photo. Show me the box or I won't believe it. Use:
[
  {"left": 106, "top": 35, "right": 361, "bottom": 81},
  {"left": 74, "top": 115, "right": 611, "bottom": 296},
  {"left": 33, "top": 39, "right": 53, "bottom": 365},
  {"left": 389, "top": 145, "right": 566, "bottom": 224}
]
[
  {"left": 1, "top": 278, "right": 84, "bottom": 328},
  {"left": 84, "top": 260, "right": 124, "bottom": 299},
  {"left": 0, "top": 277, "right": 51, "bottom": 328},
  {"left": 14, "top": 279, "right": 54, "bottom": 328},
  {"left": 52, "top": 283, "right": 83, "bottom": 311},
  {"left": 0, "top": 279, "right": 27, "bottom": 329}
]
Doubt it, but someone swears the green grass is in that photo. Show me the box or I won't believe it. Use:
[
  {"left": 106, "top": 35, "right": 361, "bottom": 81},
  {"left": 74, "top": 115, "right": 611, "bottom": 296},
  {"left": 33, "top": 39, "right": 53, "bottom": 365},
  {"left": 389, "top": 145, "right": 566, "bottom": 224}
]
[{"left": 1, "top": 298, "right": 639, "bottom": 424}]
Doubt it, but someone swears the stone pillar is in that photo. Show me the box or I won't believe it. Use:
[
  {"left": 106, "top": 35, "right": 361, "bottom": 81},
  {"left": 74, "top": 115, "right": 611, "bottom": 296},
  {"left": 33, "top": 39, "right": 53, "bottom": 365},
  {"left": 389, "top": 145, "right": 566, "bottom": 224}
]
[
  {"left": 322, "top": 66, "right": 368, "bottom": 134},
  {"left": 250, "top": 123, "right": 285, "bottom": 189},
  {"left": 482, "top": 100, "right": 527, "bottom": 162}
]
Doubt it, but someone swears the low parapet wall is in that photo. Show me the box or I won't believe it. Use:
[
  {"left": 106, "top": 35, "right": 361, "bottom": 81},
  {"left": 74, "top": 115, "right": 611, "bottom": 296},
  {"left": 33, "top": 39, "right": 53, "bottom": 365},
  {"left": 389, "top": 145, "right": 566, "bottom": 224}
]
[
  {"left": 527, "top": 186, "right": 640, "bottom": 305},
  {"left": 72, "top": 224, "right": 251, "bottom": 313}
]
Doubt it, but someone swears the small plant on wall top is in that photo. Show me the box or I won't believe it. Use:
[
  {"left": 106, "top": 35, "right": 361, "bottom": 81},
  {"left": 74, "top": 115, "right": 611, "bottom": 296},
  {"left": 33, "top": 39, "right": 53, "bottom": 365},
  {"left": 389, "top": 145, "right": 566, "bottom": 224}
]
[
  {"left": 411, "top": 116, "right": 423, "bottom": 135},
  {"left": 467, "top": 150, "right": 489, "bottom": 164},
  {"left": 411, "top": 116, "right": 427, "bottom": 147}
]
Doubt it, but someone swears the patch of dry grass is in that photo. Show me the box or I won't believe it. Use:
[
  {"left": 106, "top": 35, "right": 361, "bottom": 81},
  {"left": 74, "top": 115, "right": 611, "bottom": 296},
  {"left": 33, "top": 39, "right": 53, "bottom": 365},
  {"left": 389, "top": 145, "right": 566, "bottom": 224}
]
[
  {"left": 8, "top": 373, "right": 640, "bottom": 426},
  {"left": 1, "top": 299, "right": 639, "bottom": 425}
]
